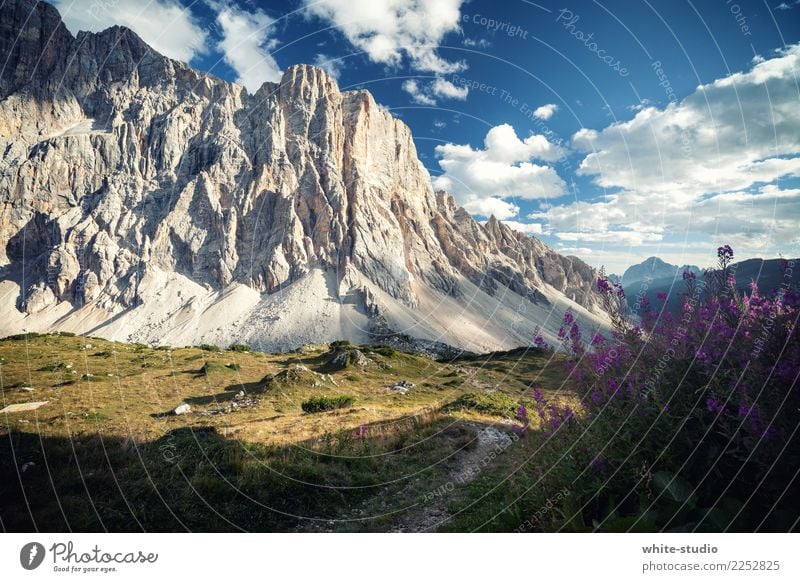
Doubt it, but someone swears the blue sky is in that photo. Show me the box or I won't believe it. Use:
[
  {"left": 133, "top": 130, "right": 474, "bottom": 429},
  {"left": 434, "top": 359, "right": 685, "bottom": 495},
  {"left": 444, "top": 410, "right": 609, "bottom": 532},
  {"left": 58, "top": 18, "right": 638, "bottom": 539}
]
[{"left": 52, "top": 0, "right": 800, "bottom": 273}]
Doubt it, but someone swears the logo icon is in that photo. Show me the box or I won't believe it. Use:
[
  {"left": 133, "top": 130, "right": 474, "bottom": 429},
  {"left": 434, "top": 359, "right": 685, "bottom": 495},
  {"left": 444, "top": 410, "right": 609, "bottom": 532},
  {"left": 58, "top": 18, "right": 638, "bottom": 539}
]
[{"left": 20, "top": 542, "right": 46, "bottom": 570}]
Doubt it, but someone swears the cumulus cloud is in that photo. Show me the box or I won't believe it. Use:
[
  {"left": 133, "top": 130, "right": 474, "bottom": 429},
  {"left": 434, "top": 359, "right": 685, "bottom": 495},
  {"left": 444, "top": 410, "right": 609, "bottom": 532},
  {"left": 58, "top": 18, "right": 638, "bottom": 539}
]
[
  {"left": 402, "top": 79, "right": 437, "bottom": 105},
  {"left": 314, "top": 54, "right": 343, "bottom": 80},
  {"left": 402, "top": 77, "right": 467, "bottom": 105},
  {"left": 303, "top": 0, "right": 465, "bottom": 73},
  {"left": 216, "top": 5, "right": 282, "bottom": 92},
  {"left": 461, "top": 197, "right": 520, "bottom": 220},
  {"left": 533, "top": 44, "right": 800, "bottom": 256},
  {"left": 432, "top": 77, "right": 468, "bottom": 100},
  {"left": 498, "top": 220, "right": 543, "bottom": 235},
  {"left": 532, "top": 103, "right": 558, "bottom": 120},
  {"left": 433, "top": 124, "right": 567, "bottom": 219},
  {"left": 53, "top": 0, "right": 207, "bottom": 63}
]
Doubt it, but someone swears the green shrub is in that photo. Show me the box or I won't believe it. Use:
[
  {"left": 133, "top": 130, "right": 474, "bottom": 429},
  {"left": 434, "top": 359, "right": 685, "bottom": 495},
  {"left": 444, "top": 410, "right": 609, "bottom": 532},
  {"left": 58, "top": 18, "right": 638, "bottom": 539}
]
[
  {"left": 199, "top": 362, "right": 226, "bottom": 374},
  {"left": 2, "top": 332, "right": 42, "bottom": 341},
  {"left": 365, "top": 345, "right": 396, "bottom": 357},
  {"left": 330, "top": 340, "right": 355, "bottom": 350},
  {"left": 227, "top": 343, "right": 252, "bottom": 352},
  {"left": 301, "top": 394, "right": 356, "bottom": 413},
  {"left": 445, "top": 392, "right": 517, "bottom": 418},
  {"left": 39, "top": 362, "right": 70, "bottom": 372},
  {"left": 197, "top": 343, "right": 220, "bottom": 352}
]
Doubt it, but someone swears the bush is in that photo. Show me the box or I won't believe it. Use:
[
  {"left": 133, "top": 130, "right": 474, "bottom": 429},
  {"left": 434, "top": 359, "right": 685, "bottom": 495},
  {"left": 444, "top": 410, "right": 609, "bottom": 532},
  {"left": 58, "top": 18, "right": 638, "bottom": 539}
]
[
  {"left": 365, "top": 345, "right": 396, "bottom": 357},
  {"left": 517, "top": 247, "right": 800, "bottom": 532},
  {"left": 39, "top": 362, "right": 70, "bottom": 372},
  {"left": 197, "top": 343, "right": 220, "bottom": 352},
  {"left": 330, "top": 340, "right": 355, "bottom": 350},
  {"left": 301, "top": 395, "right": 356, "bottom": 413},
  {"left": 445, "top": 392, "right": 517, "bottom": 418},
  {"left": 228, "top": 343, "right": 252, "bottom": 352},
  {"left": 2, "top": 332, "right": 42, "bottom": 341},
  {"left": 200, "top": 362, "right": 225, "bottom": 374}
]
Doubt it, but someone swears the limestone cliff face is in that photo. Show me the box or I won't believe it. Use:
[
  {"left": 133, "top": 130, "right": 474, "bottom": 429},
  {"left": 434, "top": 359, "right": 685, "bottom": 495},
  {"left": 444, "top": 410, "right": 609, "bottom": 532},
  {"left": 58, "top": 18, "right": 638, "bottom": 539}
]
[{"left": 0, "top": 0, "right": 604, "bottom": 348}]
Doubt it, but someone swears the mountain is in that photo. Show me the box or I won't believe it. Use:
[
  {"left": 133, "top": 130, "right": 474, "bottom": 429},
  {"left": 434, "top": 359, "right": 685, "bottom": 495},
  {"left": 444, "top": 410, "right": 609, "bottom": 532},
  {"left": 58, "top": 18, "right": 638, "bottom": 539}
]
[
  {"left": 628, "top": 257, "right": 799, "bottom": 314},
  {"left": 0, "top": 0, "right": 608, "bottom": 352},
  {"left": 620, "top": 257, "right": 701, "bottom": 289}
]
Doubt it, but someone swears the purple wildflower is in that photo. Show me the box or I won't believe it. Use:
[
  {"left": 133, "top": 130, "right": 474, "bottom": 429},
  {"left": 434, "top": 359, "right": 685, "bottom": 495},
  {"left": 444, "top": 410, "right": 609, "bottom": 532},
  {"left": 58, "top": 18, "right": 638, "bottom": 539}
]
[{"left": 706, "top": 397, "right": 724, "bottom": 414}]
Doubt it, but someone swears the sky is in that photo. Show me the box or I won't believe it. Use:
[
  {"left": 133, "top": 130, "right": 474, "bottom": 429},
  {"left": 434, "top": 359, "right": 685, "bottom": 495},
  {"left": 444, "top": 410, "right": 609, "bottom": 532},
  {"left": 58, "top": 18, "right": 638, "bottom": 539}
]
[{"left": 50, "top": 0, "right": 800, "bottom": 273}]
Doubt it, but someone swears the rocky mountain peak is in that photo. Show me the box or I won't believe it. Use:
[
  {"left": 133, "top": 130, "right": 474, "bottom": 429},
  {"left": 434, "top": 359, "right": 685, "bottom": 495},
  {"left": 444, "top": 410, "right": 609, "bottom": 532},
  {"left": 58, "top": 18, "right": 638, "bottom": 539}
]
[{"left": 0, "top": 0, "right": 608, "bottom": 352}]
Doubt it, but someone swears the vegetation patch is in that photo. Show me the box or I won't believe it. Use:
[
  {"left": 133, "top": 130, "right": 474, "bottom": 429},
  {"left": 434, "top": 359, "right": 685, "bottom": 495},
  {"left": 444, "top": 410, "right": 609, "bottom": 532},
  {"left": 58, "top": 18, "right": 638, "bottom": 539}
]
[
  {"left": 445, "top": 392, "right": 518, "bottom": 418},
  {"left": 301, "top": 395, "right": 355, "bottom": 413},
  {"left": 227, "top": 343, "right": 252, "bottom": 352},
  {"left": 196, "top": 344, "right": 220, "bottom": 352}
]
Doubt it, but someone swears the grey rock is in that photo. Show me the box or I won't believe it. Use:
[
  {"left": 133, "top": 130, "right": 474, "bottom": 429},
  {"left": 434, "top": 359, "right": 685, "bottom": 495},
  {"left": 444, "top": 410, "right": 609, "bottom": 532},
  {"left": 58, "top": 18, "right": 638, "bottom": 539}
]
[{"left": 0, "top": 0, "right": 606, "bottom": 351}]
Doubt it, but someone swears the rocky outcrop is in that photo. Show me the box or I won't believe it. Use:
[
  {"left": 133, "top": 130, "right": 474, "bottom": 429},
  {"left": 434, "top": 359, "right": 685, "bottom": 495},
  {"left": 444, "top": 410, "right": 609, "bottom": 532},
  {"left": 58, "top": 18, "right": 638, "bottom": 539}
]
[{"left": 0, "top": 0, "right": 606, "bottom": 351}]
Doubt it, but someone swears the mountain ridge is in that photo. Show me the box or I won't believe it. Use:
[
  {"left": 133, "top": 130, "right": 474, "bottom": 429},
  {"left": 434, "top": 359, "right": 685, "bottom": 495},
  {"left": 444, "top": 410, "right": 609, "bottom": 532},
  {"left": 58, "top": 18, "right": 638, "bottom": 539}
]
[{"left": 0, "top": 0, "right": 608, "bottom": 352}]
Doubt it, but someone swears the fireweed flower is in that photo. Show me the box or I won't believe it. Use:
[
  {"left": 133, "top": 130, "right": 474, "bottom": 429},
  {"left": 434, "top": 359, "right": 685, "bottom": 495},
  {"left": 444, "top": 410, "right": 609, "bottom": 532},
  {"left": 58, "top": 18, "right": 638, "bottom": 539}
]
[
  {"left": 657, "top": 291, "right": 668, "bottom": 301},
  {"left": 706, "top": 397, "right": 724, "bottom": 414},
  {"left": 717, "top": 245, "right": 734, "bottom": 261},
  {"left": 563, "top": 311, "right": 574, "bottom": 325},
  {"left": 682, "top": 270, "right": 696, "bottom": 281}
]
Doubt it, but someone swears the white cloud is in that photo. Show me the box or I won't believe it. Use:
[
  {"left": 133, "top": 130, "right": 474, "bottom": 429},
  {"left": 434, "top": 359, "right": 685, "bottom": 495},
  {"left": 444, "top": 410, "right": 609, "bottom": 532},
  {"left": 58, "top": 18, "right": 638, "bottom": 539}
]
[
  {"left": 532, "top": 103, "right": 558, "bottom": 120},
  {"left": 401, "top": 77, "right": 467, "bottom": 105},
  {"left": 461, "top": 197, "right": 519, "bottom": 220},
  {"left": 314, "top": 54, "right": 343, "bottom": 80},
  {"left": 462, "top": 37, "right": 491, "bottom": 49},
  {"left": 216, "top": 6, "right": 282, "bottom": 92},
  {"left": 498, "top": 220, "right": 543, "bottom": 235},
  {"left": 431, "top": 77, "right": 468, "bottom": 100},
  {"left": 303, "top": 0, "right": 466, "bottom": 73},
  {"left": 433, "top": 124, "right": 567, "bottom": 218},
  {"left": 532, "top": 44, "right": 800, "bottom": 257},
  {"left": 402, "top": 80, "right": 437, "bottom": 105},
  {"left": 53, "top": 0, "right": 208, "bottom": 63}
]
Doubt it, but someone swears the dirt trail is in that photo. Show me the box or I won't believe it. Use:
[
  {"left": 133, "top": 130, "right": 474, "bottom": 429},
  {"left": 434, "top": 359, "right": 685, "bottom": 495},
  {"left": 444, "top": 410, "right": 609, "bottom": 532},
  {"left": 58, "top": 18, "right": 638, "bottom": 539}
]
[{"left": 389, "top": 422, "right": 515, "bottom": 532}]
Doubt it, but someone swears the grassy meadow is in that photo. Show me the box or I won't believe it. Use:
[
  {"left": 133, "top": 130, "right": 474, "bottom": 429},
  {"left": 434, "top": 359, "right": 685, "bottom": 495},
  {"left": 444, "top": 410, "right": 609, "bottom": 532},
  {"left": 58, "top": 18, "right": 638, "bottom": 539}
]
[{"left": 0, "top": 333, "right": 572, "bottom": 532}]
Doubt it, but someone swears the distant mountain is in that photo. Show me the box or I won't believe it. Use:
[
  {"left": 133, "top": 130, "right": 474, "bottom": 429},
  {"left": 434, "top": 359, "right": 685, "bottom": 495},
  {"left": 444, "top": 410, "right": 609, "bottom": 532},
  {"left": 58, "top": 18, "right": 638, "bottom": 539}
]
[
  {"left": 621, "top": 257, "right": 701, "bottom": 288},
  {"left": 0, "top": 0, "right": 608, "bottom": 352},
  {"left": 627, "top": 257, "right": 799, "bottom": 315}
]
